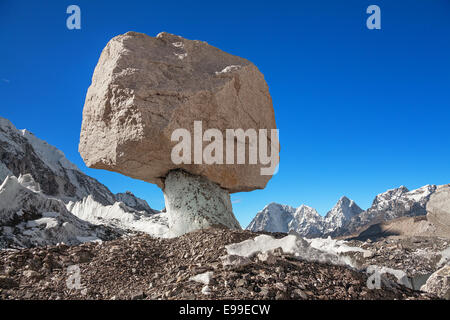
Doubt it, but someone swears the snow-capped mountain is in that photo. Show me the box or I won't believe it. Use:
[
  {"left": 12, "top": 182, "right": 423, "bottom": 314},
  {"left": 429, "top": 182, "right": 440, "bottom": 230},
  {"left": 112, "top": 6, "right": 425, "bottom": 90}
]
[
  {"left": 323, "top": 196, "right": 363, "bottom": 233},
  {"left": 0, "top": 116, "right": 168, "bottom": 248},
  {"left": 66, "top": 196, "right": 168, "bottom": 238},
  {"left": 331, "top": 185, "right": 437, "bottom": 237},
  {"left": 246, "top": 203, "right": 296, "bottom": 233},
  {"left": 115, "top": 191, "right": 158, "bottom": 214},
  {"left": 247, "top": 185, "right": 438, "bottom": 238},
  {"left": 0, "top": 116, "right": 157, "bottom": 211},
  {"left": 288, "top": 205, "right": 325, "bottom": 238},
  {"left": 0, "top": 174, "right": 118, "bottom": 249},
  {"left": 0, "top": 117, "right": 114, "bottom": 205}
]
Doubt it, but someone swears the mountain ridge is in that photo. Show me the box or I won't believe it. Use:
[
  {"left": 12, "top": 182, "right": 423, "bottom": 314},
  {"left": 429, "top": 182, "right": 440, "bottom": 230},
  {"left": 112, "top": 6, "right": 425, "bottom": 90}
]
[{"left": 247, "top": 184, "right": 438, "bottom": 238}]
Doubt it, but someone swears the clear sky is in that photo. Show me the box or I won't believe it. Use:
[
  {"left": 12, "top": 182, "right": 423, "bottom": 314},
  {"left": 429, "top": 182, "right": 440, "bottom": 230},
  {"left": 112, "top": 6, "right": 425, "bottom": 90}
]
[{"left": 1, "top": 0, "right": 450, "bottom": 228}]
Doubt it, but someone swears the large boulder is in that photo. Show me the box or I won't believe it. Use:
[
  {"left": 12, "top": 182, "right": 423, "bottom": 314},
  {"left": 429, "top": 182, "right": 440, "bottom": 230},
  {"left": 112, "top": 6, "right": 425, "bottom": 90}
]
[
  {"left": 426, "top": 184, "right": 450, "bottom": 234},
  {"left": 421, "top": 265, "right": 450, "bottom": 300},
  {"left": 79, "top": 31, "right": 278, "bottom": 193}
]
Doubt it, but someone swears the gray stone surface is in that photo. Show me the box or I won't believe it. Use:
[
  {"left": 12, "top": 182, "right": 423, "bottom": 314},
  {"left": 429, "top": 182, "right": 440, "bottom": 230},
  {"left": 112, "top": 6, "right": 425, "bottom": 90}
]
[
  {"left": 427, "top": 184, "right": 450, "bottom": 234},
  {"left": 163, "top": 170, "right": 241, "bottom": 237}
]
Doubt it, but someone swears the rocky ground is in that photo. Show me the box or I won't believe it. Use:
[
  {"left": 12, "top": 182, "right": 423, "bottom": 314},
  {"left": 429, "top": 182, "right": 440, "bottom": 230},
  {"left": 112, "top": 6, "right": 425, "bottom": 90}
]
[
  {"left": 0, "top": 227, "right": 441, "bottom": 300},
  {"left": 346, "top": 236, "right": 448, "bottom": 277}
]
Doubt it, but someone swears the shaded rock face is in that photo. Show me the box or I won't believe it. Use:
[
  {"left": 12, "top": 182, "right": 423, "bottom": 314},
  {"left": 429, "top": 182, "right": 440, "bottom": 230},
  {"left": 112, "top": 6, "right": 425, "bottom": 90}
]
[
  {"left": 163, "top": 170, "right": 241, "bottom": 237},
  {"left": 0, "top": 116, "right": 157, "bottom": 213},
  {"left": 79, "top": 31, "right": 278, "bottom": 193},
  {"left": 426, "top": 184, "right": 450, "bottom": 235},
  {"left": 115, "top": 191, "right": 158, "bottom": 214},
  {"left": 0, "top": 116, "right": 167, "bottom": 245}
]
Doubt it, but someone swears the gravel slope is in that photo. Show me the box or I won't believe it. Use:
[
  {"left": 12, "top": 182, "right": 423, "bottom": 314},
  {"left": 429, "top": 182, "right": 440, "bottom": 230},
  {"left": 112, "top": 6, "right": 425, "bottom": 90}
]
[{"left": 0, "top": 228, "right": 436, "bottom": 300}]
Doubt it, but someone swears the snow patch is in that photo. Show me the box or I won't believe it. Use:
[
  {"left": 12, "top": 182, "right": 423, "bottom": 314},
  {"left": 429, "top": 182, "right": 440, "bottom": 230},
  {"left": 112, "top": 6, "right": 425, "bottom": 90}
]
[
  {"left": 225, "top": 234, "right": 366, "bottom": 268},
  {"left": 404, "top": 185, "right": 434, "bottom": 202},
  {"left": 20, "top": 129, "right": 80, "bottom": 174},
  {"left": 201, "top": 285, "right": 211, "bottom": 295},
  {"left": 174, "top": 53, "right": 187, "bottom": 60},
  {"left": 67, "top": 195, "right": 169, "bottom": 238},
  {"left": 306, "top": 237, "right": 370, "bottom": 255},
  {"left": 76, "top": 236, "right": 102, "bottom": 244},
  {"left": 190, "top": 271, "right": 213, "bottom": 285},
  {"left": 215, "top": 65, "right": 241, "bottom": 75}
]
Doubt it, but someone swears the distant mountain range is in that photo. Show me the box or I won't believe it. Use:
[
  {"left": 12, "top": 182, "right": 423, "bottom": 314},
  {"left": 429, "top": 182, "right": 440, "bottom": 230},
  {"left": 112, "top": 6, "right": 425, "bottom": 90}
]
[
  {"left": 0, "top": 115, "right": 443, "bottom": 248},
  {"left": 246, "top": 185, "right": 437, "bottom": 238}
]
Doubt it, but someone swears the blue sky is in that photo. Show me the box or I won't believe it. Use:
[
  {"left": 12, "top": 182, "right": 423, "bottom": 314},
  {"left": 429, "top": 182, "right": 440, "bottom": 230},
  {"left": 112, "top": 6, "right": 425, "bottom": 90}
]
[{"left": 1, "top": 0, "right": 450, "bottom": 227}]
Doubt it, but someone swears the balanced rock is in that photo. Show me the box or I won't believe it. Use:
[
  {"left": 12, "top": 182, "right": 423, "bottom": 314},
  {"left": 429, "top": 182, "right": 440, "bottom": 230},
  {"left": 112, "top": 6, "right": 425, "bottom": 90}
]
[
  {"left": 79, "top": 31, "right": 278, "bottom": 193},
  {"left": 80, "top": 32, "right": 278, "bottom": 236}
]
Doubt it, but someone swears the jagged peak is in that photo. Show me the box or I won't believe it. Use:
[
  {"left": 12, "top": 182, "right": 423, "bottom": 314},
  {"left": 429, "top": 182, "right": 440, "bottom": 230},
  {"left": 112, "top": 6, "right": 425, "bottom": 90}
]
[
  {"left": 262, "top": 202, "right": 294, "bottom": 212},
  {"left": 371, "top": 186, "right": 410, "bottom": 204},
  {"left": 265, "top": 201, "right": 281, "bottom": 208},
  {"left": 335, "top": 196, "right": 352, "bottom": 205},
  {"left": 294, "top": 204, "right": 321, "bottom": 219},
  {"left": 19, "top": 128, "right": 80, "bottom": 173},
  {"left": 297, "top": 204, "right": 315, "bottom": 210}
]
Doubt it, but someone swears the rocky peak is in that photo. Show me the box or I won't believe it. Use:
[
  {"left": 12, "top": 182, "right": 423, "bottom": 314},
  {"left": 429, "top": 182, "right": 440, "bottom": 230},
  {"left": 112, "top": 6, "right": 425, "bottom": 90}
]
[
  {"left": 248, "top": 183, "right": 440, "bottom": 239},
  {"left": 0, "top": 116, "right": 169, "bottom": 247},
  {"left": 288, "top": 205, "right": 324, "bottom": 238},
  {"left": 371, "top": 186, "right": 409, "bottom": 208},
  {"left": 115, "top": 191, "right": 158, "bottom": 214},
  {"left": 293, "top": 205, "right": 321, "bottom": 220},
  {"left": 333, "top": 185, "right": 438, "bottom": 237},
  {"left": 324, "top": 196, "right": 363, "bottom": 232}
]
